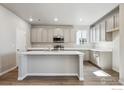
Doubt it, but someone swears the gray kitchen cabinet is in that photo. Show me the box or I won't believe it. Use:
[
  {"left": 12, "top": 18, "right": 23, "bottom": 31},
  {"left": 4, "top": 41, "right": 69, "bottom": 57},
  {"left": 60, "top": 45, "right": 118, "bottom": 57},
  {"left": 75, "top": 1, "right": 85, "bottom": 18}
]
[
  {"left": 31, "top": 27, "right": 48, "bottom": 42},
  {"left": 106, "top": 15, "right": 114, "bottom": 32},
  {"left": 70, "top": 29, "right": 76, "bottom": 43},
  {"left": 90, "top": 51, "right": 112, "bottom": 69},
  {"left": 106, "top": 11, "right": 119, "bottom": 32},
  {"left": 47, "top": 28, "right": 53, "bottom": 42},
  {"left": 31, "top": 27, "right": 77, "bottom": 43},
  {"left": 113, "top": 11, "right": 119, "bottom": 29},
  {"left": 53, "top": 28, "right": 64, "bottom": 36},
  {"left": 95, "top": 24, "right": 100, "bottom": 42},
  {"left": 31, "top": 28, "right": 37, "bottom": 42},
  {"left": 42, "top": 28, "right": 48, "bottom": 42},
  {"left": 37, "top": 28, "right": 42, "bottom": 42},
  {"left": 100, "top": 21, "right": 112, "bottom": 41},
  {"left": 63, "top": 28, "right": 71, "bottom": 43},
  {"left": 31, "top": 28, "right": 42, "bottom": 42},
  {"left": 92, "top": 27, "right": 96, "bottom": 42},
  {"left": 90, "top": 28, "right": 93, "bottom": 43}
]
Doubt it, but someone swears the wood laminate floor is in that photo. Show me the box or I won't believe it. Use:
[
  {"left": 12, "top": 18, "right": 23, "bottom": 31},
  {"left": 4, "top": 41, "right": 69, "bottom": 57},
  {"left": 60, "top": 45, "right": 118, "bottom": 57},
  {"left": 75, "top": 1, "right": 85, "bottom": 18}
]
[{"left": 0, "top": 61, "right": 121, "bottom": 85}]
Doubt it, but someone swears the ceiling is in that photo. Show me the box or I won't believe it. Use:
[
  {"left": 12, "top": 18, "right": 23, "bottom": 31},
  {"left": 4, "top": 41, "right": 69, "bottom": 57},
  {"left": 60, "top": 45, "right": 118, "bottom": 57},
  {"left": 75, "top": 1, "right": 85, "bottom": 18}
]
[{"left": 2, "top": 3, "right": 118, "bottom": 25}]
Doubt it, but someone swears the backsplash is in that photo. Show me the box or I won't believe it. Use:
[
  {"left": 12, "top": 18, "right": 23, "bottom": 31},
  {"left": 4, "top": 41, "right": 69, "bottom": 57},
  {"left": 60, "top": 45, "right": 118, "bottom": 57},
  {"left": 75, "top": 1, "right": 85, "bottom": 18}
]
[
  {"left": 92, "top": 41, "right": 113, "bottom": 50},
  {"left": 31, "top": 42, "right": 92, "bottom": 49}
]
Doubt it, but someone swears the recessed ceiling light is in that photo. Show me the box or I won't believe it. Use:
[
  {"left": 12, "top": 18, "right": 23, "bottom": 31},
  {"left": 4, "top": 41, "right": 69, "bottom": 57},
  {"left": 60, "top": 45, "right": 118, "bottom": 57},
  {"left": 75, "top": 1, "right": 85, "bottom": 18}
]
[
  {"left": 54, "top": 18, "right": 58, "bottom": 22},
  {"left": 29, "top": 18, "right": 33, "bottom": 22},
  {"left": 80, "top": 18, "right": 82, "bottom": 22}
]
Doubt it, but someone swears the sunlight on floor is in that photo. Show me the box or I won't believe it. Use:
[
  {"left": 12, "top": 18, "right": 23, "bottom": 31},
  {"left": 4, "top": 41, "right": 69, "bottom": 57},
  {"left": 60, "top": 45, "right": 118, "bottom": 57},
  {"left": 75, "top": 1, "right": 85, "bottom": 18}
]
[{"left": 93, "top": 70, "right": 111, "bottom": 77}]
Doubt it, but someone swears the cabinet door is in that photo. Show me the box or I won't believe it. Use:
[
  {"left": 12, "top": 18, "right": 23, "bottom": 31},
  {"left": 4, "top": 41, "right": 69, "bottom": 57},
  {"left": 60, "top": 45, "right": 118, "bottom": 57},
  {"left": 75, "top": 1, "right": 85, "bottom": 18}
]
[
  {"left": 92, "top": 27, "right": 96, "bottom": 42},
  {"left": 31, "top": 28, "right": 41, "bottom": 42},
  {"left": 100, "top": 21, "right": 106, "bottom": 41},
  {"left": 70, "top": 29, "right": 76, "bottom": 43},
  {"left": 64, "top": 28, "right": 71, "bottom": 43},
  {"left": 114, "top": 12, "right": 119, "bottom": 29},
  {"left": 90, "top": 28, "right": 93, "bottom": 42},
  {"left": 94, "top": 52, "right": 100, "bottom": 66},
  {"left": 42, "top": 28, "right": 48, "bottom": 42},
  {"left": 37, "top": 28, "right": 42, "bottom": 42},
  {"left": 106, "top": 16, "right": 114, "bottom": 32},
  {"left": 48, "top": 28, "right": 53, "bottom": 42},
  {"left": 90, "top": 51, "right": 95, "bottom": 63},
  {"left": 53, "top": 28, "right": 63, "bottom": 36},
  {"left": 95, "top": 25, "right": 100, "bottom": 42},
  {"left": 31, "top": 28, "right": 37, "bottom": 42}
]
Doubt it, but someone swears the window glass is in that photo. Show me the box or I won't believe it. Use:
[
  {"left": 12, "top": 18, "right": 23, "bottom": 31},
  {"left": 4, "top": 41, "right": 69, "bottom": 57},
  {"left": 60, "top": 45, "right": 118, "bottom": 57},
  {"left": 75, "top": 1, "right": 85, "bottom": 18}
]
[{"left": 76, "top": 30, "right": 88, "bottom": 45}]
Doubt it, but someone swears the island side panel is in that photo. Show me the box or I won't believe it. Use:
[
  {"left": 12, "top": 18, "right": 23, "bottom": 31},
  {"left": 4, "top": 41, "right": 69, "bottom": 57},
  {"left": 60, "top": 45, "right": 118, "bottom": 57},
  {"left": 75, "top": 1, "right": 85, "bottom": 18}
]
[{"left": 27, "top": 55, "right": 79, "bottom": 76}]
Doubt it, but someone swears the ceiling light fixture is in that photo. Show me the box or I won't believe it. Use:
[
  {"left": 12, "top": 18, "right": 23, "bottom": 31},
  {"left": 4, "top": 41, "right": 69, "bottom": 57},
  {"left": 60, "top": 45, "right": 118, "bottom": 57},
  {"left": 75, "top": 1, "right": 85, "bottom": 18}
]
[
  {"left": 54, "top": 18, "right": 58, "bottom": 22},
  {"left": 29, "top": 17, "right": 33, "bottom": 22},
  {"left": 80, "top": 18, "right": 82, "bottom": 22}
]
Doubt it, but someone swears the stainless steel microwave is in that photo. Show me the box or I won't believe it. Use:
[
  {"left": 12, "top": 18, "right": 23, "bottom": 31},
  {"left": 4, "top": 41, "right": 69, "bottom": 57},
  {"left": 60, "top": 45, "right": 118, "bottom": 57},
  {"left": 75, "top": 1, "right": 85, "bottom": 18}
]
[{"left": 53, "top": 35, "right": 64, "bottom": 43}]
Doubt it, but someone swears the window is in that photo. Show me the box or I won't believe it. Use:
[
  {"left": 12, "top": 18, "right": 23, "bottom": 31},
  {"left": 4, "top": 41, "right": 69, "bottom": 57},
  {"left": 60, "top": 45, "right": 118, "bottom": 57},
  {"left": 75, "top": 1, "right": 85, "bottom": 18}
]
[{"left": 76, "top": 30, "right": 88, "bottom": 45}]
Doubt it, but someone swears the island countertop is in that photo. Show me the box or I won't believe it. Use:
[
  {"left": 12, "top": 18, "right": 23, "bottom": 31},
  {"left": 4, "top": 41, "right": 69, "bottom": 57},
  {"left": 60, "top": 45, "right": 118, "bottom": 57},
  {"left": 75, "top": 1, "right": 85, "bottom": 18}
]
[{"left": 19, "top": 51, "right": 84, "bottom": 55}]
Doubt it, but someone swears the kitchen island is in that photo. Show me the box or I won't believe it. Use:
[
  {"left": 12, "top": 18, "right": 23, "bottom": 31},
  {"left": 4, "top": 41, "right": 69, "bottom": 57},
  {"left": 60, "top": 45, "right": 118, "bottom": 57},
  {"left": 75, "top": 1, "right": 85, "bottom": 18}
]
[{"left": 17, "top": 51, "right": 84, "bottom": 81}]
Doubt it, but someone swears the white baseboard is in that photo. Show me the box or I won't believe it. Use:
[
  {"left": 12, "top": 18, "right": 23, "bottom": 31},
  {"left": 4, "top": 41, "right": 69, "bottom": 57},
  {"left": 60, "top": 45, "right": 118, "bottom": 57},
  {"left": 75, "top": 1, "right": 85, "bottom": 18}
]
[{"left": 0, "top": 65, "right": 17, "bottom": 76}]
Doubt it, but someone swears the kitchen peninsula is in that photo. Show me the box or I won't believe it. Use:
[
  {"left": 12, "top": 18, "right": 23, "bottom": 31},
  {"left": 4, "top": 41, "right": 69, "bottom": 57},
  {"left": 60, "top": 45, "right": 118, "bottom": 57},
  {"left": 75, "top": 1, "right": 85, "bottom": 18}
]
[{"left": 17, "top": 51, "right": 84, "bottom": 81}]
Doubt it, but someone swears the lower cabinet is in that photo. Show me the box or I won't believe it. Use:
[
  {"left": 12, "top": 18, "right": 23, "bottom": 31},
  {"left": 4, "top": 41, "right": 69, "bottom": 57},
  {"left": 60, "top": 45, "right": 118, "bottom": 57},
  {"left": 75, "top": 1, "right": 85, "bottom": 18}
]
[{"left": 90, "top": 51, "right": 112, "bottom": 69}]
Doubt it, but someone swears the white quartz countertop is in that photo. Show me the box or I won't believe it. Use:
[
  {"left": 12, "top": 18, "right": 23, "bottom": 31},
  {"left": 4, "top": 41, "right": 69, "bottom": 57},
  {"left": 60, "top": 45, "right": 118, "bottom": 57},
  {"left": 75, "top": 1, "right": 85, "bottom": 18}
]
[
  {"left": 27, "top": 47, "right": 90, "bottom": 51},
  {"left": 90, "top": 48, "right": 112, "bottom": 52},
  {"left": 19, "top": 51, "right": 84, "bottom": 55},
  {"left": 27, "top": 47, "right": 112, "bottom": 52}
]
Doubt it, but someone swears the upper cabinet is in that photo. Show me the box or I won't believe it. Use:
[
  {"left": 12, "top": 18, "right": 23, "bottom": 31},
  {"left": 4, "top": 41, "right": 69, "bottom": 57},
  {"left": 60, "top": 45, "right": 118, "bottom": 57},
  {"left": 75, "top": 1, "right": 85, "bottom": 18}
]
[
  {"left": 63, "top": 28, "right": 71, "bottom": 43},
  {"left": 53, "top": 28, "right": 64, "bottom": 36},
  {"left": 31, "top": 27, "right": 48, "bottom": 43},
  {"left": 90, "top": 6, "right": 119, "bottom": 42},
  {"left": 47, "top": 28, "right": 53, "bottom": 43},
  {"left": 30, "top": 26, "right": 76, "bottom": 43},
  {"left": 106, "top": 11, "right": 119, "bottom": 32},
  {"left": 70, "top": 29, "right": 76, "bottom": 43},
  {"left": 95, "top": 24, "right": 100, "bottom": 42}
]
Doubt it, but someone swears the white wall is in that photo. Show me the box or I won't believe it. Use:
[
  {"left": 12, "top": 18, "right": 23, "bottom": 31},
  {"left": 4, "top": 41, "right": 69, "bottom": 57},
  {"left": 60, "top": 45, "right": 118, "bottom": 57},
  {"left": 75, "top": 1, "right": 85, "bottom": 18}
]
[
  {"left": 119, "top": 4, "right": 124, "bottom": 84},
  {"left": 0, "top": 5, "right": 31, "bottom": 74}
]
